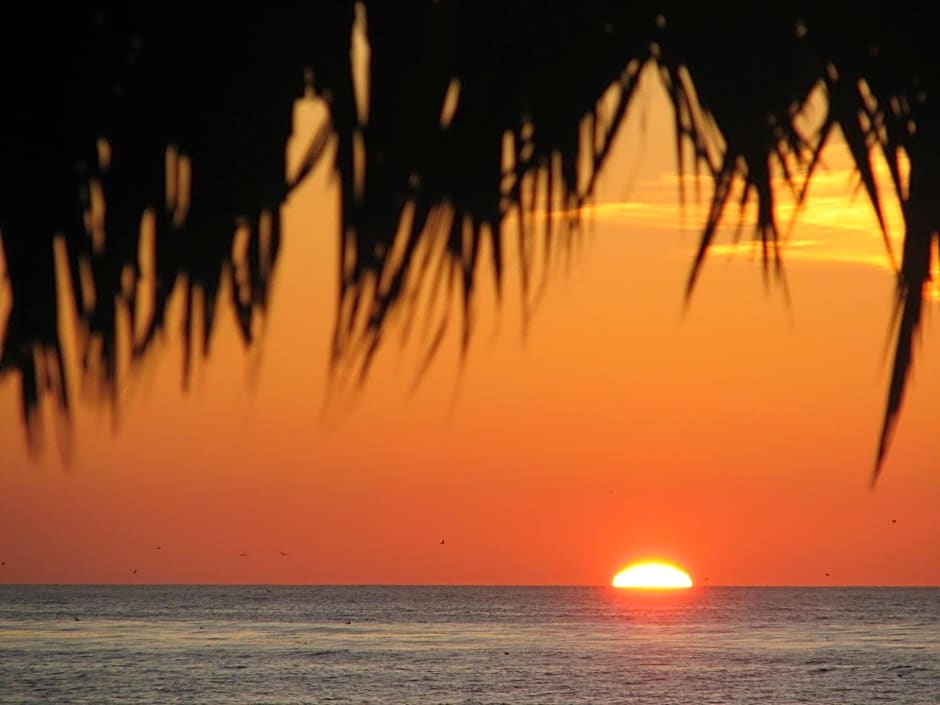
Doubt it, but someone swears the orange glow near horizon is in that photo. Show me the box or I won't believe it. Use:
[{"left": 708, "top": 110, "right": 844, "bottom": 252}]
[
  {"left": 1, "top": 68, "right": 939, "bottom": 587},
  {"left": 612, "top": 562, "right": 693, "bottom": 589}
]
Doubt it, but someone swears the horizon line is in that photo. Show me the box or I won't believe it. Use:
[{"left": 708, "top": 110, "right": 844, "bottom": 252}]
[{"left": 1, "top": 582, "right": 938, "bottom": 589}]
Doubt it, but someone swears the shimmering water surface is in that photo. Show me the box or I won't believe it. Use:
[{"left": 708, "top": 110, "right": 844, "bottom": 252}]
[{"left": 1, "top": 586, "right": 938, "bottom": 704}]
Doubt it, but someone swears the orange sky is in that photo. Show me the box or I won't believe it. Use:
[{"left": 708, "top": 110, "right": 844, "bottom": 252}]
[{"left": 1, "top": 68, "right": 938, "bottom": 586}]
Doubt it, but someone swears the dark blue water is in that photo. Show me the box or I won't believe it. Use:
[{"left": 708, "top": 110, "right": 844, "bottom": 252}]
[{"left": 1, "top": 586, "right": 937, "bottom": 704}]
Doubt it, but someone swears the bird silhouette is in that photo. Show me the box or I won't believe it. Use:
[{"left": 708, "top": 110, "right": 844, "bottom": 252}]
[
  {"left": 239, "top": 552, "right": 248, "bottom": 557},
  {"left": 280, "top": 551, "right": 288, "bottom": 556},
  {"left": 132, "top": 568, "right": 137, "bottom": 575},
  {"left": 440, "top": 539, "right": 445, "bottom": 545}
]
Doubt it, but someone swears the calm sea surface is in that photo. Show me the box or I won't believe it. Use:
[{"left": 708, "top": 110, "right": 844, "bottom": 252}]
[{"left": 0, "top": 586, "right": 937, "bottom": 704}]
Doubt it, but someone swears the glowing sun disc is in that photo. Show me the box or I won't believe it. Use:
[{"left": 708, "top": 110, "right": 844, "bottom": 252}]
[{"left": 612, "top": 561, "right": 693, "bottom": 589}]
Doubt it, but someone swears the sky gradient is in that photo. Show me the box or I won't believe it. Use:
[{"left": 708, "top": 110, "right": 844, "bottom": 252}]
[{"left": 1, "top": 70, "right": 938, "bottom": 586}]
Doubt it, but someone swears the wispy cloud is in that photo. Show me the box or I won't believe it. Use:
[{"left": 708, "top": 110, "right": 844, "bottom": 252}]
[{"left": 578, "top": 157, "right": 905, "bottom": 275}]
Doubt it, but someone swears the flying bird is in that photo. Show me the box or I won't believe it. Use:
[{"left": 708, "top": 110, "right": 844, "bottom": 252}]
[
  {"left": 132, "top": 569, "right": 137, "bottom": 575},
  {"left": 440, "top": 539, "right": 445, "bottom": 545},
  {"left": 280, "top": 552, "right": 288, "bottom": 556},
  {"left": 239, "top": 553, "right": 248, "bottom": 557}
]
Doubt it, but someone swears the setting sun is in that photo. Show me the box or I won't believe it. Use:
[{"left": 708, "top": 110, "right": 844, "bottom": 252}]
[{"left": 612, "top": 561, "right": 694, "bottom": 589}]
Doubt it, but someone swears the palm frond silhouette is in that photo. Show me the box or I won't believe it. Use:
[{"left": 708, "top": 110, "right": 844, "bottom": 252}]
[{"left": 0, "top": 3, "right": 936, "bottom": 482}]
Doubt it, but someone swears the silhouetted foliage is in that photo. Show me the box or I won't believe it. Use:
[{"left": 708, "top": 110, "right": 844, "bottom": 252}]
[{"left": 0, "top": 2, "right": 936, "bottom": 481}]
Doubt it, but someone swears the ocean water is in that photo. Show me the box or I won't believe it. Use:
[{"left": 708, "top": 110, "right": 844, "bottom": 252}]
[{"left": 0, "top": 586, "right": 937, "bottom": 704}]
